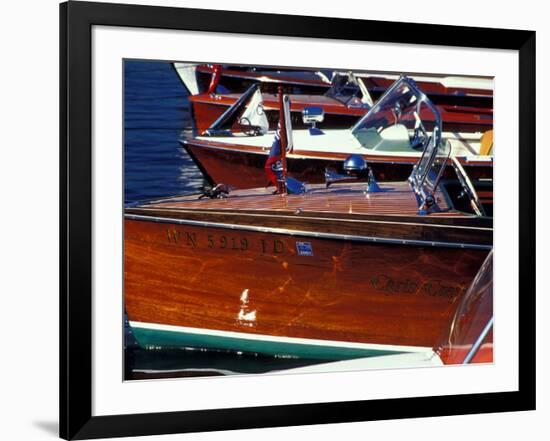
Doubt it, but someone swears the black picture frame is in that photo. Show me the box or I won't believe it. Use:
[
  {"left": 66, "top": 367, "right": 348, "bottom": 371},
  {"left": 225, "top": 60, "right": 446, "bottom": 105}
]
[{"left": 60, "top": 1, "right": 536, "bottom": 439}]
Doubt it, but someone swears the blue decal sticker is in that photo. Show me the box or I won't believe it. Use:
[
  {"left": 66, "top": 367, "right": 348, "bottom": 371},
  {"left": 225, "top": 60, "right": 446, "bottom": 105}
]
[{"left": 296, "top": 241, "right": 314, "bottom": 256}]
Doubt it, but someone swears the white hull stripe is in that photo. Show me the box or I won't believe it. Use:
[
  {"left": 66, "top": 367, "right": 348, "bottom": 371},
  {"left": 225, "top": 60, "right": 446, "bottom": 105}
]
[{"left": 183, "top": 139, "right": 489, "bottom": 162}]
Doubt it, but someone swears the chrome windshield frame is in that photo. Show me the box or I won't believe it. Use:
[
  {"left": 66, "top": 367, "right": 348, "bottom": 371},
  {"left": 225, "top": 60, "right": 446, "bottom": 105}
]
[
  {"left": 350, "top": 75, "right": 441, "bottom": 139},
  {"left": 350, "top": 76, "right": 448, "bottom": 214}
]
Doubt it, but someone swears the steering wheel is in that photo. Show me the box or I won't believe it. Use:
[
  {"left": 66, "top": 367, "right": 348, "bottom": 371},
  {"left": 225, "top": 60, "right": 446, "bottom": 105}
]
[
  {"left": 411, "top": 127, "right": 427, "bottom": 150},
  {"left": 238, "top": 117, "right": 259, "bottom": 136}
]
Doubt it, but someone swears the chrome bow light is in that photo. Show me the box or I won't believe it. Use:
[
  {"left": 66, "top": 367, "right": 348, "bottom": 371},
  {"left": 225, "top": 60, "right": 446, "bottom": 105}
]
[
  {"left": 344, "top": 154, "right": 380, "bottom": 193},
  {"left": 343, "top": 154, "right": 367, "bottom": 174},
  {"left": 325, "top": 154, "right": 380, "bottom": 193}
]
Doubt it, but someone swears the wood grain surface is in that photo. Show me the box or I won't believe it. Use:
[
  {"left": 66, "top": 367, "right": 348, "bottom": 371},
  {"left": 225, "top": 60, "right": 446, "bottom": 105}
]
[{"left": 125, "top": 217, "right": 490, "bottom": 349}]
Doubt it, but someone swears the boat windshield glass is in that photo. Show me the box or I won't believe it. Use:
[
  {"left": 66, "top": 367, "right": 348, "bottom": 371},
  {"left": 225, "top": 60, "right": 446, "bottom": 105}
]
[
  {"left": 351, "top": 77, "right": 441, "bottom": 154},
  {"left": 352, "top": 76, "right": 450, "bottom": 199},
  {"left": 325, "top": 73, "right": 370, "bottom": 108}
]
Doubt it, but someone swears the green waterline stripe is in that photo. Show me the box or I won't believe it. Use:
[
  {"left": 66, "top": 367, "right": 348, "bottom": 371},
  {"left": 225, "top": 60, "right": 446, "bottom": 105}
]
[{"left": 131, "top": 327, "right": 403, "bottom": 361}]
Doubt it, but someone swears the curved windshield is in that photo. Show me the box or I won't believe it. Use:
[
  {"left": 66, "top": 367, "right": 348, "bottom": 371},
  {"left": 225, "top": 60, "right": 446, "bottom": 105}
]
[
  {"left": 436, "top": 250, "right": 493, "bottom": 364},
  {"left": 325, "top": 72, "right": 372, "bottom": 108},
  {"left": 351, "top": 77, "right": 441, "bottom": 154},
  {"left": 352, "top": 76, "right": 450, "bottom": 208}
]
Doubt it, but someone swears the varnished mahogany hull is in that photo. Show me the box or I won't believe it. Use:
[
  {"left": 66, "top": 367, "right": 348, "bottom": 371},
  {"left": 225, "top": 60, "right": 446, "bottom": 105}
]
[
  {"left": 124, "top": 218, "right": 490, "bottom": 353},
  {"left": 189, "top": 95, "right": 493, "bottom": 135},
  {"left": 194, "top": 66, "right": 493, "bottom": 108},
  {"left": 183, "top": 141, "right": 493, "bottom": 189},
  {"left": 189, "top": 99, "right": 361, "bottom": 133},
  {"left": 195, "top": 65, "right": 330, "bottom": 95}
]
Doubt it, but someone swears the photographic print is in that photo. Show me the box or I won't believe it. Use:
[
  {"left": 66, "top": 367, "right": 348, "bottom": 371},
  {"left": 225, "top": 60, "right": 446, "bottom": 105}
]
[
  {"left": 60, "top": 3, "right": 535, "bottom": 438},
  {"left": 123, "top": 60, "right": 494, "bottom": 380}
]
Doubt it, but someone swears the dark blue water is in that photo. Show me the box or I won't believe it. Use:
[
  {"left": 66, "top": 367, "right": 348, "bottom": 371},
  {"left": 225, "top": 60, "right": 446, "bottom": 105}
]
[
  {"left": 124, "top": 60, "right": 329, "bottom": 379},
  {"left": 124, "top": 60, "right": 205, "bottom": 204}
]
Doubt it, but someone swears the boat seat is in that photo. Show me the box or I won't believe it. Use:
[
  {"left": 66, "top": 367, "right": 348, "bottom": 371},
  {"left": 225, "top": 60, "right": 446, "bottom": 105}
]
[{"left": 479, "top": 130, "right": 493, "bottom": 155}]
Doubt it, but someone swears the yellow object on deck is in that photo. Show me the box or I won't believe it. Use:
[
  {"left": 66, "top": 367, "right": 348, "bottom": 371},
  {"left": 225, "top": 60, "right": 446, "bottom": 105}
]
[{"left": 479, "top": 130, "right": 494, "bottom": 155}]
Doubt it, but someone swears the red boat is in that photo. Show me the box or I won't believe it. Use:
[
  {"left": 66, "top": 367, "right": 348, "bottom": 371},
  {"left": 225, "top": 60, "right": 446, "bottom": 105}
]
[
  {"left": 188, "top": 77, "right": 493, "bottom": 135},
  {"left": 174, "top": 63, "right": 493, "bottom": 108},
  {"left": 177, "top": 66, "right": 494, "bottom": 134},
  {"left": 174, "top": 62, "right": 332, "bottom": 96},
  {"left": 181, "top": 77, "right": 494, "bottom": 189}
]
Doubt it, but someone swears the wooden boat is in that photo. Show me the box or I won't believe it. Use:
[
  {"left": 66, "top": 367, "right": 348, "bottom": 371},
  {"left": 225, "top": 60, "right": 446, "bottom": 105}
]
[
  {"left": 187, "top": 72, "right": 492, "bottom": 134},
  {"left": 173, "top": 63, "right": 332, "bottom": 96},
  {"left": 125, "top": 88, "right": 493, "bottom": 363},
  {"left": 277, "top": 250, "right": 493, "bottom": 372},
  {"left": 356, "top": 72, "right": 493, "bottom": 108},
  {"left": 174, "top": 63, "right": 493, "bottom": 108},
  {"left": 181, "top": 76, "right": 493, "bottom": 189}
]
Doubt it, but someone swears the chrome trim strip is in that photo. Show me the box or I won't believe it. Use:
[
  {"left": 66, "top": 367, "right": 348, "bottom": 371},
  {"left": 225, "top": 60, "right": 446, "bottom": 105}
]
[
  {"left": 463, "top": 317, "right": 494, "bottom": 364},
  {"left": 182, "top": 139, "right": 492, "bottom": 165},
  {"left": 125, "top": 214, "right": 492, "bottom": 250},
  {"left": 130, "top": 206, "right": 492, "bottom": 232},
  {"left": 181, "top": 139, "right": 424, "bottom": 164}
]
